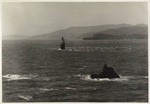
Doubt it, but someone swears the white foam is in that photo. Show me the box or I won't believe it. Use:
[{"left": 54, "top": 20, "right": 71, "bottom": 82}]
[
  {"left": 119, "top": 75, "right": 148, "bottom": 79},
  {"left": 74, "top": 74, "right": 129, "bottom": 82},
  {"left": 39, "top": 88, "right": 58, "bottom": 91},
  {"left": 40, "top": 77, "right": 51, "bottom": 81},
  {"left": 119, "top": 75, "right": 134, "bottom": 79},
  {"left": 144, "top": 76, "right": 148, "bottom": 79},
  {"left": 18, "top": 95, "right": 32, "bottom": 100},
  {"left": 79, "top": 68, "right": 84, "bottom": 70},
  {"left": 74, "top": 74, "right": 82, "bottom": 77},
  {"left": 65, "top": 87, "right": 76, "bottom": 90},
  {"left": 58, "top": 48, "right": 61, "bottom": 50},
  {"left": 77, "top": 74, "right": 148, "bottom": 82},
  {"left": 83, "top": 66, "right": 90, "bottom": 68},
  {"left": 3, "top": 74, "right": 37, "bottom": 81}
]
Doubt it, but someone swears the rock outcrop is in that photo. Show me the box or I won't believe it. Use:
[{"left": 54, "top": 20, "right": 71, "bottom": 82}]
[{"left": 90, "top": 64, "right": 120, "bottom": 79}]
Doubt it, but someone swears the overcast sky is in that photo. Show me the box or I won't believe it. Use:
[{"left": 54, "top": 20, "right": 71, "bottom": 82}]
[{"left": 2, "top": 2, "right": 148, "bottom": 36}]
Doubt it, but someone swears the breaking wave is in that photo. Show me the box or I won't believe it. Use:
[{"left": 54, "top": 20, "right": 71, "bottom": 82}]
[
  {"left": 3, "top": 74, "right": 37, "bottom": 81},
  {"left": 65, "top": 87, "right": 76, "bottom": 90},
  {"left": 18, "top": 95, "right": 32, "bottom": 101},
  {"left": 56, "top": 46, "right": 139, "bottom": 52},
  {"left": 39, "top": 88, "right": 58, "bottom": 92},
  {"left": 74, "top": 74, "right": 148, "bottom": 82}
]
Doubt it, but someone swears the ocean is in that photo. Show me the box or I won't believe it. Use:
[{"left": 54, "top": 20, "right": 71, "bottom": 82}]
[{"left": 2, "top": 39, "right": 148, "bottom": 102}]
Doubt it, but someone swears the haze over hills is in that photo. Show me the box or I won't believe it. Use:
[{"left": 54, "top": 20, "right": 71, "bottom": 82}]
[
  {"left": 3, "top": 24, "right": 148, "bottom": 40},
  {"left": 83, "top": 24, "right": 148, "bottom": 40},
  {"left": 99, "top": 25, "right": 147, "bottom": 35},
  {"left": 30, "top": 24, "right": 133, "bottom": 40}
]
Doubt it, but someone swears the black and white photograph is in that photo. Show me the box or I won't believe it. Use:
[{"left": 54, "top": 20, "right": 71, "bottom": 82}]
[{"left": 2, "top": 1, "right": 148, "bottom": 102}]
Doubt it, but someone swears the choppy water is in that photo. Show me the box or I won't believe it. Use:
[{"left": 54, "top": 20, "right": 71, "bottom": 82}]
[{"left": 2, "top": 39, "right": 148, "bottom": 102}]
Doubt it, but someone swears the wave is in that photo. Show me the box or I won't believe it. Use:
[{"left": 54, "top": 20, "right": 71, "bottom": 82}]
[
  {"left": 55, "top": 46, "right": 139, "bottom": 52},
  {"left": 119, "top": 75, "right": 148, "bottom": 79},
  {"left": 18, "top": 95, "right": 32, "bottom": 101},
  {"left": 58, "top": 48, "right": 79, "bottom": 52},
  {"left": 144, "top": 76, "right": 148, "bottom": 79},
  {"left": 39, "top": 88, "right": 58, "bottom": 92},
  {"left": 83, "top": 75, "right": 129, "bottom": 82},
  {"left": 74, "top": 74, "right": 148, "bottom": 82},
  {"left": 65, "top": 87, "right": 76, "bottom": 90},
  {"left": 3, "top": 74, "right": 37, "bottom": 81}
]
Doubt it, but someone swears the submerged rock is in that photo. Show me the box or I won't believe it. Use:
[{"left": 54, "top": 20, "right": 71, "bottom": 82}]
[{"left": 90, "top": 64, "right": 120, "bottom": 79}]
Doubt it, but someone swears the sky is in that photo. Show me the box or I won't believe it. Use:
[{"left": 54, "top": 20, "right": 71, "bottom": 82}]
[{"left": 2, "top": 2, "right": 148, "bottom": 36}]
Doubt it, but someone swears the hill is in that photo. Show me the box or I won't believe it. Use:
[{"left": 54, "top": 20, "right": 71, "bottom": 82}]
[
  {"left": 30, "top": 24, "right": 133, "bottom": 40},
  {"left": 83, "top": 25, "right": 148, "bottom": 40}
]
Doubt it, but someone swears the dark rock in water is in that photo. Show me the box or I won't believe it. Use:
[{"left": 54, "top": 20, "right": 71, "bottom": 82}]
[
  {"left": 61, "top": 43, "right": 65, "bottom": 49},
  {"left": 60, "top": 37, "right": 65, "bottom": 49},
  {"left": 90, "top": 64, "right": 120, "bottom": 79}
]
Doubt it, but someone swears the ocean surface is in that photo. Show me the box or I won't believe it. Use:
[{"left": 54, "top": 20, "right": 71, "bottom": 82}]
[{"left": 2, "top": 39, "right": 148, "bottom": 102}]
